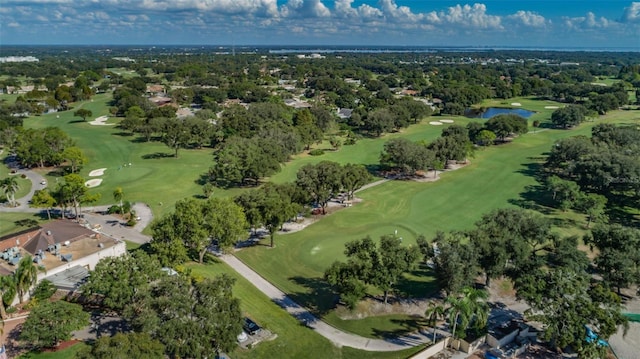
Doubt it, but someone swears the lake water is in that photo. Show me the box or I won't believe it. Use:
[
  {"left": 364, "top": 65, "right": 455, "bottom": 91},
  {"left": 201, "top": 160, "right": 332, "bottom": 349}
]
[{"left": 466, "top": 107, "right": 535, "bottom": 119}]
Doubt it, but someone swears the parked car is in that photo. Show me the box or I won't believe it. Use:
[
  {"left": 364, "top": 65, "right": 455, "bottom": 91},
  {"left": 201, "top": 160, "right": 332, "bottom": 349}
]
[
  {"left": 237, "top": 331, "right": 248, "bottom": 343},
  {"left": 243, "top": 317, "right": 261, "bottom": 335},
  {"left": 40, "top": 180, "right": 47, "bottom": 185}
]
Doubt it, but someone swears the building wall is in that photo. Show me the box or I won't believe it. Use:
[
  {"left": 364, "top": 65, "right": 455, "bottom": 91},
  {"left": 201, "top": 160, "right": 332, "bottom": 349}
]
[
  {"left": 408, "top": 337, "right": 451, "bottom": 359},
  {"left": 11, "top": 241, "right": 126, "bottom": 305}
]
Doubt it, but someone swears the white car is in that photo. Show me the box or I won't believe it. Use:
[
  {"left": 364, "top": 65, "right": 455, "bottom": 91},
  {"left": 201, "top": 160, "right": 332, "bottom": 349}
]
[
  {"left": 237, "top": 331, "right": 249, "bottom": 343},
  {"left": 40, "top": 180, "right": 47, "bottom": 185}
]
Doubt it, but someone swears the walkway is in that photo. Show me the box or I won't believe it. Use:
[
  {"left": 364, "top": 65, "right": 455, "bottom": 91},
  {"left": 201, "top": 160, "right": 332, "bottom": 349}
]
[{"left": 220, "top": 254, "right": 433, "bottom": 351}]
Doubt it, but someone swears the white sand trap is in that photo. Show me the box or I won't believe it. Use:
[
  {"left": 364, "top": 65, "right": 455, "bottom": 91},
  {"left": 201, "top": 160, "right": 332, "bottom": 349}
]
[
  {"left": 511, "top": 102, "right": 522, "bottom": 106},
  {"left": 439, "top": 119, "right": 454, "bottom": 123},
  {"left": 85, "top": 179, "right": 103, "bottom": 188},
  {"left": 88, "top": 168, "right": 107, "bottom": 177},
  {"left": 88, "top": 116, "right": 114, "bottom": 126},
  {"left": 544, "top": 106, "right": 559, "bottom": 109},
  {"left": 429, "top": 121, "right": 443, "bottom": 126}
]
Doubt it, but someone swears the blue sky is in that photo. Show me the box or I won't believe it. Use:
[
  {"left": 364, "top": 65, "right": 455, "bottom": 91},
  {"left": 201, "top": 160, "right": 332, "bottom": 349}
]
[{"left": 1, "top": 1, "right": 639, "bottom": 48}]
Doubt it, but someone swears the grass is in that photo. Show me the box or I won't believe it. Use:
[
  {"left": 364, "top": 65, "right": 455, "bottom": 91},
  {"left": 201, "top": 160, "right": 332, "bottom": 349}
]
[
  {"left": 235, "top": 106, "right": 640, "bottom": 337},
  {"left": 23, "top": 93, "right": 245, "bottom": 221},
  {"left": 187, "top": 261, "right": 425, "bottom": 359},
  {"left": 0, "top": 154, "right": 32, "bottom": 200},
  {"left": 18, "top": 342, "right": 89, "bottom": 359},
  {"left": 0, "top": 212, "right": 45, "bottom": 237}
]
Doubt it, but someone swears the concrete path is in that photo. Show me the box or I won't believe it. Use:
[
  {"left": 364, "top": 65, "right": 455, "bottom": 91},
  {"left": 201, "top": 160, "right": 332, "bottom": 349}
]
[{"left": 220, "top": 254, "right": 434, "bottom": 351}]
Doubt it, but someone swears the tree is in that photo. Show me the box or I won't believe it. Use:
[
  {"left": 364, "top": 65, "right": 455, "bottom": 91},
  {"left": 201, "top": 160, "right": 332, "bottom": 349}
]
[
  {"left": 575, "top": 193, "right": 607, "bottom": 228},
  {"left": 130, "top": 274, "right": 242, "bottom": 359},
  {"left": 363, "top": 108, "right": 394, "bottom": 136},
  {"left": 14, "top": 255, "right": 39, "bottom": 303},
  {"left": 296, "top": 161, "right": 343, "bottom": 214},
  {"left": 202, "top": 197, "right": 248, "bottom": 256},
  {"left": 150, "top": 215, "right": 190, "bottom": 267},
  {"left": 20, "top": 300, "right": 89, "bottom": 349},
  {"left": 446, "top": 287, "right": 489, "bottom": 340},
  {"left": 430, "top": 232, "right": 479, "bottom": 296},
  {"left": 1, "top": 176, "right": 19, "bottom": 207},
  {"left": 161, "top": 118, "right": 190, "bottom": 158},
  {"left": 381, "top": 138, "right": 434, "bottom": 176},
  {"left": 113, "top": 187, "right": 124, "bottom": 214},
  {"left": 341, "top": 163, "right": 371, "bottom": 200},
  {"left": 485, "top": 114, "right": 528, "bottom": 141},
  {"left": 29, "top": 189, "right": 56, "bottom": 220},
  {"left": 0, "top": 275, "right": 16, "bottom": 320},
  {"left": 587, "top": 224, "right": 640, "bottom": 294},
  {"left": 424, "top": 302, "right": 446, "bottom": 343},
  {"left": 476, "top": 130, "right": 496, "bottom": 146},
  {"left": 62, "top": 146, "right": 87, "bottom": 173},
  {"left": 76, "top": 332, "right": 165, "bottom": 359},
  {"left": 73, "top": 108, "right": 93, "bottom": 121},
  {"left": 515, "top": 268, "right": 628, "bottom": 355},
  {"left": 294, "top": 109, "right": 323, "bottom": 150},
  {"left": 58, "top": 173, "right": 88, "bottom": 219},
  {"left": 81, "top": 252, "right": 163, "bottom": 312},
  {"left": 551, "top": 105, "right": 586, "bottom": 129},
  {"left": 325, "top": 235, "right": 420, "bottom": 306}
]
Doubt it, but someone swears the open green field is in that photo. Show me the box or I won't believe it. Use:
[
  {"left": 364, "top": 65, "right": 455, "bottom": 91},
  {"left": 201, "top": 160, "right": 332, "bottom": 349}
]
[
  {"left": 0, "top": 212, "right": 45, "bottom": 237},
  {"left": 187, "top": 261, "right": 425, "bottom": 359},
  {"left": 23, "top": 93, "right": 245, "bottom": 220},
  {"left": 236, "top": 107, "right": 640, "bottom": 337}
]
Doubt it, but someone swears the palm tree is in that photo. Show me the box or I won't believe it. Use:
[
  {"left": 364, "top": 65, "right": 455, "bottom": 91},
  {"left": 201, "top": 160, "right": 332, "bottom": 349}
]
[
  {"left": 113, "top": 187, "right": 124, "bottom": 214},
  {"left": 15, "top": 256, "right": 39, "bottom": 303},
  {"left": 0, "top": 276, "right": 17, "bottom": 320},
  {"left": 445, "top": 287, "right": 490, "bottom": 342},
  {"left": 1, "top": 176, "right": 20, "bottom": 207},
  {"left": 425, "top": 301, "right": 446, "bottom": 343},
  {"left": 446, "top": 296, "right": 472, "bottom": 341}
]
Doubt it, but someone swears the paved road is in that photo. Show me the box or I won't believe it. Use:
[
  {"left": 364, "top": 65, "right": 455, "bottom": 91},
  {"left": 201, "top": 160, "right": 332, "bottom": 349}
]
[
  {"left": 220, "top": 254, "right": 434, "bottom": 351},
  {"left": 0, "top": 166, "right": 47, "bottom": 212}
]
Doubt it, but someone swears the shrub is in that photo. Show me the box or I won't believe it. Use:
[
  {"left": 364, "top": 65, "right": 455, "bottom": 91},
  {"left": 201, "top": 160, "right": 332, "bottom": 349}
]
[
  {"left": 309, "top": 149, "right": 325, "bottom": 156},
  {"left": 33, "top": 279, "right": 56, "bottom": 301}
]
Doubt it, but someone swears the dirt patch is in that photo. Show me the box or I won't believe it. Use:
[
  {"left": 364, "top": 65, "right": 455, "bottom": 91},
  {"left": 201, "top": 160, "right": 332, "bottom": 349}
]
[{"left": 336, "top": 297, "right": 432, "bottom": 320}]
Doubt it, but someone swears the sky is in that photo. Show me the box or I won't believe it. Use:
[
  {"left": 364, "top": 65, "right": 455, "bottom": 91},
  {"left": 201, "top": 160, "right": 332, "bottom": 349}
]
[{"left": 0, "top": 1, "right": 639, "bottom": 48}]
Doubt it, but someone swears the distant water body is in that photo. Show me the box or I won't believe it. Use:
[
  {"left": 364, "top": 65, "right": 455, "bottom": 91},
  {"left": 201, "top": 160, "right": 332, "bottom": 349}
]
[
  {"left": 266, "top": 46, "right": 640, "bottom": 54},
  {"left": 466, "top": 107, "right": 536, "bottom": 119}
]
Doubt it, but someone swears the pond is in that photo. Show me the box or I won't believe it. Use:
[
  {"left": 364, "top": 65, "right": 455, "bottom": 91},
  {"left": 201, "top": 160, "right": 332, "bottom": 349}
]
[{"left": 466, "top": 107, "right": 535, "bottom": 119}]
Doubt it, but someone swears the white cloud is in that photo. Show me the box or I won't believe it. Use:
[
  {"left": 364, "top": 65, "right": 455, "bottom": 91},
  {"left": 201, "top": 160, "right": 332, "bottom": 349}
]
[
  {"left": 8, "top": 22, "right": 20, "bottom": 27},
  {"left": 334, "top": 0, "right": 381, "bottom": 20},
  {"left": 428, "top": 3, "right": 501, "bottom": 30},
  {"left": 622, "top": 2, "right": 640, "bottom": 22},
  {"left": 506, "top": 10, "right": 548, "bottom": 28},
  {"left": 282, "top": 0, "right": 331, "bottom": 18},
  {"left": 379, "top": 0, "right": 423, "bottom": 22},
  {"left": 563, "top": 12, "right": 612, "bottom": 30}
]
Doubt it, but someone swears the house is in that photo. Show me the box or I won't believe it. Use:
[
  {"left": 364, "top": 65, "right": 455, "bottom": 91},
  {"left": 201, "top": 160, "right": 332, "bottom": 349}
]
[
  {"left": 146, "top": 84, "right": 166, "bottom": 96},
  {"left": 0, "top": 220, "right": 126, "bottom": 296},
  {"left": 284, "top": 98, "right": 312, "bottom": 109},
  {"left": 337, "top": 108, "right": 353, "bottom": 120}
]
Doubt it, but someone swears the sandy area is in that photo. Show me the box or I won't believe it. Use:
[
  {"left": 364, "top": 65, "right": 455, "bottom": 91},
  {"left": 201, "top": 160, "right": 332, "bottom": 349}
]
[
  {"left": 88, "top": 115, "right": 114, "bottom": 126},
  {"left": 89, "top": 168, "right": 107, "bottom": 177},
  {"left": 429, "top": 121, "right": 443, "bottom": 125},
  {"left": 544, "top": 106, "right": 559, "bottom": 109},
  {"left": 511, "top": 102, "right": 522, "bottom": 106},
  {"left": 85, "top": 179, "right": 103, "bottom": 188},
  {"left": 439, "top": 119, "right": 454, "bottom": 123}
]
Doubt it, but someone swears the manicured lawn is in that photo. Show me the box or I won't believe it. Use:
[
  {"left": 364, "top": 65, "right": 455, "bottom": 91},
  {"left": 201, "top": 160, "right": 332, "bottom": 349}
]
[
  {"left": 24, "top": 94, "right": 244, "bottom": 221},
  {"left": 18, "top": 342, "right": 89, "bottom": 359},
  {"left": 187, "top": 261, "right": 424, "bottom": 359},
  {"left": 0, "top": 212, "right": 45, "bottom": 237},
  {"left": 236, "top": 107, "right": 640, "bottom": 337},
  {"left": 270, "top": 116, "right": 479, "bottom": 184},
  {"left": 0, "top": 154, "right": 32, "bottom": 201}
]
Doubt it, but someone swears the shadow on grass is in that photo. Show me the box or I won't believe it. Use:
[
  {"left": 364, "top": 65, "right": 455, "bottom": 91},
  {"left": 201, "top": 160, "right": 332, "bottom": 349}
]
[
  {"left": 396, "top": 264, "right": 439, "bottom": 299},
  {"left": 288, "top": 276, "right": 337, "bottom": 317},
  {"left": 141, "top": 152, "right": 174, "bottom": 159},
  {"left": 112, "top": 131, "right": 135, "bottom": 137},
  {"left": 371, "top": 315, "right": 428, "bottom": 341}
]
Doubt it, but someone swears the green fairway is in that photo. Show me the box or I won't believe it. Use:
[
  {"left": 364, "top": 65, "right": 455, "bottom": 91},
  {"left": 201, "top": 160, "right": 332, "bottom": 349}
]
[
  {"left": 23, "top": 94, "right": 245, "bottom": 220},
  {"left": 270, "top": 116, "right": 481, "bottom": 184},
  {"left": 187, "top": 261, "right": 425, "bottom": 359},
  {"left": 236, "top": 107, "right": 640, "bottom": 337}
]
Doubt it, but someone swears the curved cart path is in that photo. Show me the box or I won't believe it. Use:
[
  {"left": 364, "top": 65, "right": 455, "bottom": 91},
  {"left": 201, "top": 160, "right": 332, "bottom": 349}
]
[{"left": 220, "top": 254, "right": 434, "bottom": 351}]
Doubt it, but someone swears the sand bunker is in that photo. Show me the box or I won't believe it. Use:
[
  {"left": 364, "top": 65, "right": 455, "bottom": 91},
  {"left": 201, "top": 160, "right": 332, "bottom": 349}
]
[
  {"left": 544, "top": 106, "right": 559, "bottom": 109},
  {"left": 429, "top": 121, "right": 443, "bottom": 126},
  {"left": 85, "top": 179, "right": 103, "bottom": 188},
  {"left": 88, "top": 168, "right": 107, "bottom": 177},
  {"left": 439, "top": 119, "right": 454, "bottom": 123},
  {"left": 511, "top": 102, "right": 522, "bottom": 106},
  {"left": 88, "top": 116, "right": 114, "bottom": 126}
]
